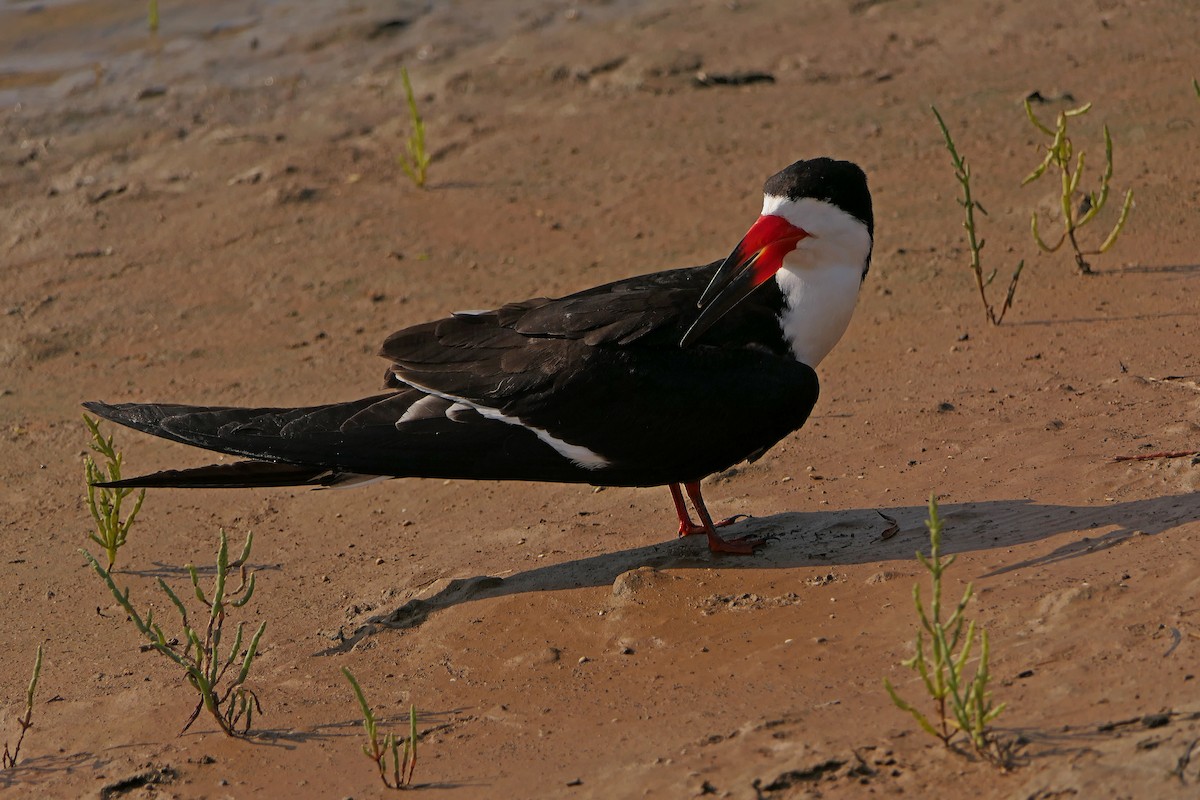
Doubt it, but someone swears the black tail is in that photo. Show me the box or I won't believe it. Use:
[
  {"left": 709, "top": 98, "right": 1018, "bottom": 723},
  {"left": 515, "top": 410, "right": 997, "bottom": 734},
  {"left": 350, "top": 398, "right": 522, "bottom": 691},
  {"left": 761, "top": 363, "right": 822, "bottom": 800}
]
[
  {"left": 82, "top": 389, "right": 588, "bottom": 489},
  {"left": 93, "top": 460, "right": 355, "bottom": 489},
  {"left": 83, "top": 395, "right": 408, "bottom": 489}
]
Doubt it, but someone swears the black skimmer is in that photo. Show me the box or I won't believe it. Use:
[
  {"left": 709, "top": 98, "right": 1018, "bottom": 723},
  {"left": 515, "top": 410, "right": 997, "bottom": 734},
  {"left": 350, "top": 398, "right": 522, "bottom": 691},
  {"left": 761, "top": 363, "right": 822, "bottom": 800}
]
[{"left": 85, "top": 157, "right": 873, "bottom": 554}]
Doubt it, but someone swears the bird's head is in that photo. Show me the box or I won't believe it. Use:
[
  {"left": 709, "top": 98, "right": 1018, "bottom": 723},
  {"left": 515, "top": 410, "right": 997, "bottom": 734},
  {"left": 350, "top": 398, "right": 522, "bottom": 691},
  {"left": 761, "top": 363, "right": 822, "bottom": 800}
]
[{"left": 681, "top": 158, "right": 873, "bottom": 348}]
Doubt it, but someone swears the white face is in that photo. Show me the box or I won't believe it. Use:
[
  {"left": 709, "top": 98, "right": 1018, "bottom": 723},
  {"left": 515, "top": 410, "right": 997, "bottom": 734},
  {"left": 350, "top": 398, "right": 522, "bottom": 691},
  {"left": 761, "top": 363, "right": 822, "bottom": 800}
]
[
  {"left": 761, "top": 194, "right": 873, "bottom": 279},
  {"left": 760, "top": 194, "right": 873, "bottom": 367}
]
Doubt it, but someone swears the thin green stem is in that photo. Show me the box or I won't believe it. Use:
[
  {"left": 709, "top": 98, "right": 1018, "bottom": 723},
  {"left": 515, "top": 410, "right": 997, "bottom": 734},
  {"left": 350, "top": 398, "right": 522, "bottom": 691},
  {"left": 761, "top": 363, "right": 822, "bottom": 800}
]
[
  {"left": 398, "top": 67, "right": 431, "bottom": 188},
  {"left": 83, "top": 529, "right": 263, "bottom": 738},
  {"left": 932, "top": 106, "right": 1023, "bottom": 324},
  {"left": 1023, "top": 99, "right": 1131, "bottom": 273},
  {"left": 884, "top": 494, "right": 1005, "bottom": 760},
  {"left": 2, "top": 644, "right": 43, "bottom": 769},
  {"left": 343, "top": 669, "right": 419, "bottom": 788},
  {"left": 82, "top": 415, "right": 144, "bottom": 570}
]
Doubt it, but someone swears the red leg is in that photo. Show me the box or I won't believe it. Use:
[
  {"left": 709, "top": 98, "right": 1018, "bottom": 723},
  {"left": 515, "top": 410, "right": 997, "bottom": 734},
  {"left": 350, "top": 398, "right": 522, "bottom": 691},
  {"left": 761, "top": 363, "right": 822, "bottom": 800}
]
[
  {"left": 681, "top": 481, "right": 764, "bottom": 555},
  {"left": 670, "top": 483, "right": 751, "bottom": 538},
  {"left": 670, "top": 483, "right": 701, "bottom": 536}
]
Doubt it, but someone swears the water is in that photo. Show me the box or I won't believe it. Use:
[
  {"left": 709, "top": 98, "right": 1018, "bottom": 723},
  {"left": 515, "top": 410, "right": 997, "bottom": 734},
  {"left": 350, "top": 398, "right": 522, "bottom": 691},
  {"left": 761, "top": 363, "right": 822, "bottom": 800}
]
[
  {"left": 0, "top": 0, "right": 655, "bottom": 111},
  {"left": 0, "top": 0, "right": 298, "bottom": 109}
]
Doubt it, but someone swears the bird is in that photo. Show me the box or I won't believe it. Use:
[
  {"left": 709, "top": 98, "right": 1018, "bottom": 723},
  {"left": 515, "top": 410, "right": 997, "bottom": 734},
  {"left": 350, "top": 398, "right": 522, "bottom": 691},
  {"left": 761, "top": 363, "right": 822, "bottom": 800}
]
[{"left": 85, "top": 157, "right": 874, "bottom": 555}]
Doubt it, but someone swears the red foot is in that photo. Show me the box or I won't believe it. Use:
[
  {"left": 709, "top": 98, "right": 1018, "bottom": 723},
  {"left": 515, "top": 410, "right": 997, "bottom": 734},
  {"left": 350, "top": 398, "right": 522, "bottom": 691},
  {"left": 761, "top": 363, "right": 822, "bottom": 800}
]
[
  {"left": 677, "top": 514, "right": 750, "bottom": 538},
  {"left": 669, "top": 482, "right": 763, "bottom": 556}
]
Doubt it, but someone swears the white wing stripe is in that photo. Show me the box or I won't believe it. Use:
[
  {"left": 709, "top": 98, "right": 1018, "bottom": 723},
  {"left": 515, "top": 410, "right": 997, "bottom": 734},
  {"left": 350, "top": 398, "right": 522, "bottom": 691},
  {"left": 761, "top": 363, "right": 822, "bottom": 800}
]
[{"left": 391, "top": 374, "right": 610, "bottom": 470}]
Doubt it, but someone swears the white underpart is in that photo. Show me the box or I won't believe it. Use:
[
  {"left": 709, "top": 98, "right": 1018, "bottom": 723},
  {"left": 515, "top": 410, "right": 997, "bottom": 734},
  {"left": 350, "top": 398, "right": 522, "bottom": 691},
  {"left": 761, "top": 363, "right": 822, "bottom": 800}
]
[
  {"left": 397, "top": 395, "right": 487, "bottom": 425},
  {"left": 326, "top": 474, "right": 390, "bottom": 490},
  {"left": 761, "top": 194, "right": 873, "bottom": 368},
  {"left": 396, "top": 393, "right": 447, "bottom": 424},
  {"left": 305, "top": 470, "right": 390, "bottom": 491},
  {"left": 446, "top": 402, "right": 474, "bottom": 421},
  {"left": 392, "top": 375, "right": 611, "bottom": 470}
]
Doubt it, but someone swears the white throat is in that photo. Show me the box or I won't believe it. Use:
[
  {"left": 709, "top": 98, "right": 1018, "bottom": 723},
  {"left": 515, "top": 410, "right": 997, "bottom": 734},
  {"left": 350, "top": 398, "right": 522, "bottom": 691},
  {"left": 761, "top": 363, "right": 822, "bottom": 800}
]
[
  {"left": 762, "top": 195, "right": 872, "bottom": 367},
  {"left": 774, "top": 263, "right": 863, "bottom": 367}
]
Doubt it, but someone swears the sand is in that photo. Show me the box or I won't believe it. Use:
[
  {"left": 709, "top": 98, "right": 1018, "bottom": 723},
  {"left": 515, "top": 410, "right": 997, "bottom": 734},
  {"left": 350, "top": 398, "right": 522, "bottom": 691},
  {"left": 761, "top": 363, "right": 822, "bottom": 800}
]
[{"left": 2, "top": 0, "right": 1199, "bottom": 796}]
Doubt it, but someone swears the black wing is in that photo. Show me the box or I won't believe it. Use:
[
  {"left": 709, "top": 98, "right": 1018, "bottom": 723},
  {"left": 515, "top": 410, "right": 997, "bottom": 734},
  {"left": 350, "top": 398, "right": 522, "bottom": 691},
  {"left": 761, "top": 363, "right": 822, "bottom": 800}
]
[
  {"left": 84, "top": 390, "right": 614, "bottom": 487},
  {"left": 379, "top": 262, "right": 817, "bottom": 485},
  {"left": 86, "top": 261, "right": 817, "bottom": 489}
]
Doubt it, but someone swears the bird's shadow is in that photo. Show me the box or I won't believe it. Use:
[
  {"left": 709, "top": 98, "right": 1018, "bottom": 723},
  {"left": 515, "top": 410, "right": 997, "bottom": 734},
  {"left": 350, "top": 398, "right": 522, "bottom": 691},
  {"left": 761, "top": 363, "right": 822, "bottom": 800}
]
[{"left": 320, "top": 492, "right": 1200, "bottom": 653}]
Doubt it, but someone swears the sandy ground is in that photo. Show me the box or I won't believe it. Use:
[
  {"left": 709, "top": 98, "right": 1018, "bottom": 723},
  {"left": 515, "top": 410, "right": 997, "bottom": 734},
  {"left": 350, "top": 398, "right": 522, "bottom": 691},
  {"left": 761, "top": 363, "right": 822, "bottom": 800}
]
[{"left": 2, "top": 0, "right": 1200, "bottom": 797}]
